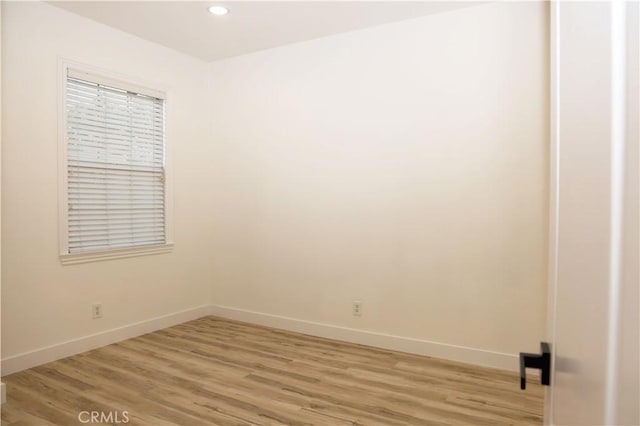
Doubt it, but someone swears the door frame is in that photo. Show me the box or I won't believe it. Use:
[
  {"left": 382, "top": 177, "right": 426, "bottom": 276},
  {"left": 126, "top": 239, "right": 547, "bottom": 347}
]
[{"left": 545, "top": 1, "right": 637, "bottom": 424}]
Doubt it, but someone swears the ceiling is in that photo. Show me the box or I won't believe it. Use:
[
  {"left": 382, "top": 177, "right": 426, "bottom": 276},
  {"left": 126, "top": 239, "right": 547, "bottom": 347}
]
[{"left": 52, "top": 1, "right": 478, "bottom": 62}]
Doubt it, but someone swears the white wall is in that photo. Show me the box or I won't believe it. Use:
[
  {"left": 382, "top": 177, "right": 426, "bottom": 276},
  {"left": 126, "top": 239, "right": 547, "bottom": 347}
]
[
  {"left": 206, "top": 2, "right": 549, "bottom": 361},
  {"left": 1, "top": 1, "right": 550, "bottom": 373},
  {"left": 1, "top": 2, "right": 213, "bottom": 361}
]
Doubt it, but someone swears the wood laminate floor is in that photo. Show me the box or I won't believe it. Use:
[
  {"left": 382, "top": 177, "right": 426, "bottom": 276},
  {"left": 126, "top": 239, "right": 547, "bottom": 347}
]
[{"left": 1, "top": 316, "right": 543, "bottom": 425}]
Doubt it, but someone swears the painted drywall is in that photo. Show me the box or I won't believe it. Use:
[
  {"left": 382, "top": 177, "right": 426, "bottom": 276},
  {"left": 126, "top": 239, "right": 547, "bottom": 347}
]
[
  {"left": 2, "top": 1, "right": 549, "bottom": 371},
  {"left": 206, "top": 2, "right": 549, "bottom": 357},
  {"left": 1, "top": 2, "right": 213, "bottom": 360}
]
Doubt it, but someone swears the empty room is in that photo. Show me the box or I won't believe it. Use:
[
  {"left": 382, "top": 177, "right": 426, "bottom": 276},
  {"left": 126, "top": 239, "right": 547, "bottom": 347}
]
[{"left": 0, "top": 1, "right": 638, "bottom": 425}]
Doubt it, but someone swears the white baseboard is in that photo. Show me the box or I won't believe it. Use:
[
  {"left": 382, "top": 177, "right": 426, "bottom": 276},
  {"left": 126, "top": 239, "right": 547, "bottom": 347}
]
[
  {"left": 1, "top": 303, "right": 519, "bottom": 376},
  {"left": 1, "top": 305, "right": 211, "bottom": 376},
  {"left": 1, "top": 382, "right": 6, "bottom": 404},
  {"left": 209, "top": 304, "right": 518, "bottom": 372}
]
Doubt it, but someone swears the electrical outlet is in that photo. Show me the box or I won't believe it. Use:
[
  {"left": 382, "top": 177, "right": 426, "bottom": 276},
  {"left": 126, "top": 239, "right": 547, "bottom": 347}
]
[
  {"left": 92, "top": 303, "right": 103, "bottom": 319},
  {"left": 352, "top": 300, "right": 362, "bottom": 317}
]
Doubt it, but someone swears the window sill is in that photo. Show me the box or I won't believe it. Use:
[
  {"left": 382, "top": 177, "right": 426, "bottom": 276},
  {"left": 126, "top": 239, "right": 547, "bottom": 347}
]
[{"left": 60, "top": 243, "right": 174, "bottom": 265}]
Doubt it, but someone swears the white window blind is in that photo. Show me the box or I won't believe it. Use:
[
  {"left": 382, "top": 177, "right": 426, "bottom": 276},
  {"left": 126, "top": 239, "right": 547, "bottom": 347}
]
[{"left": 65, "top": 70, "right": 166, "bottom": 254}]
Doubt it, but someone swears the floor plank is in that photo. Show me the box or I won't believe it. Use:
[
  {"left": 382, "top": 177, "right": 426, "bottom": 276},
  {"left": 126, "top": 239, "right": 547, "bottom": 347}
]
[{"left": 1, "top": 316, "right": 543, "bottom": 425}]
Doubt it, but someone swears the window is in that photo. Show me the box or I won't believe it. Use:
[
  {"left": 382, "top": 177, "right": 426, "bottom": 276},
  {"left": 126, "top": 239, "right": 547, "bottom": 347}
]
[{"left": 60, "top": 65, "right": 172, "bottom": 264}]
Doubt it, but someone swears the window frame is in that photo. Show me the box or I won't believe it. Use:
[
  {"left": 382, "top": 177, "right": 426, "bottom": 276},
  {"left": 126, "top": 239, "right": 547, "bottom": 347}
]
[{"left": 58, "top": 59, "right": 174, "bottom": 265}]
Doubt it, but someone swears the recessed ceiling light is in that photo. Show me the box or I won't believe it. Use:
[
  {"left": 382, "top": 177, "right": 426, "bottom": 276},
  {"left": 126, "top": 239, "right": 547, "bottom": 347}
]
[{"left": 209, "top": 6, "right": 229, "bottom": 16}]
